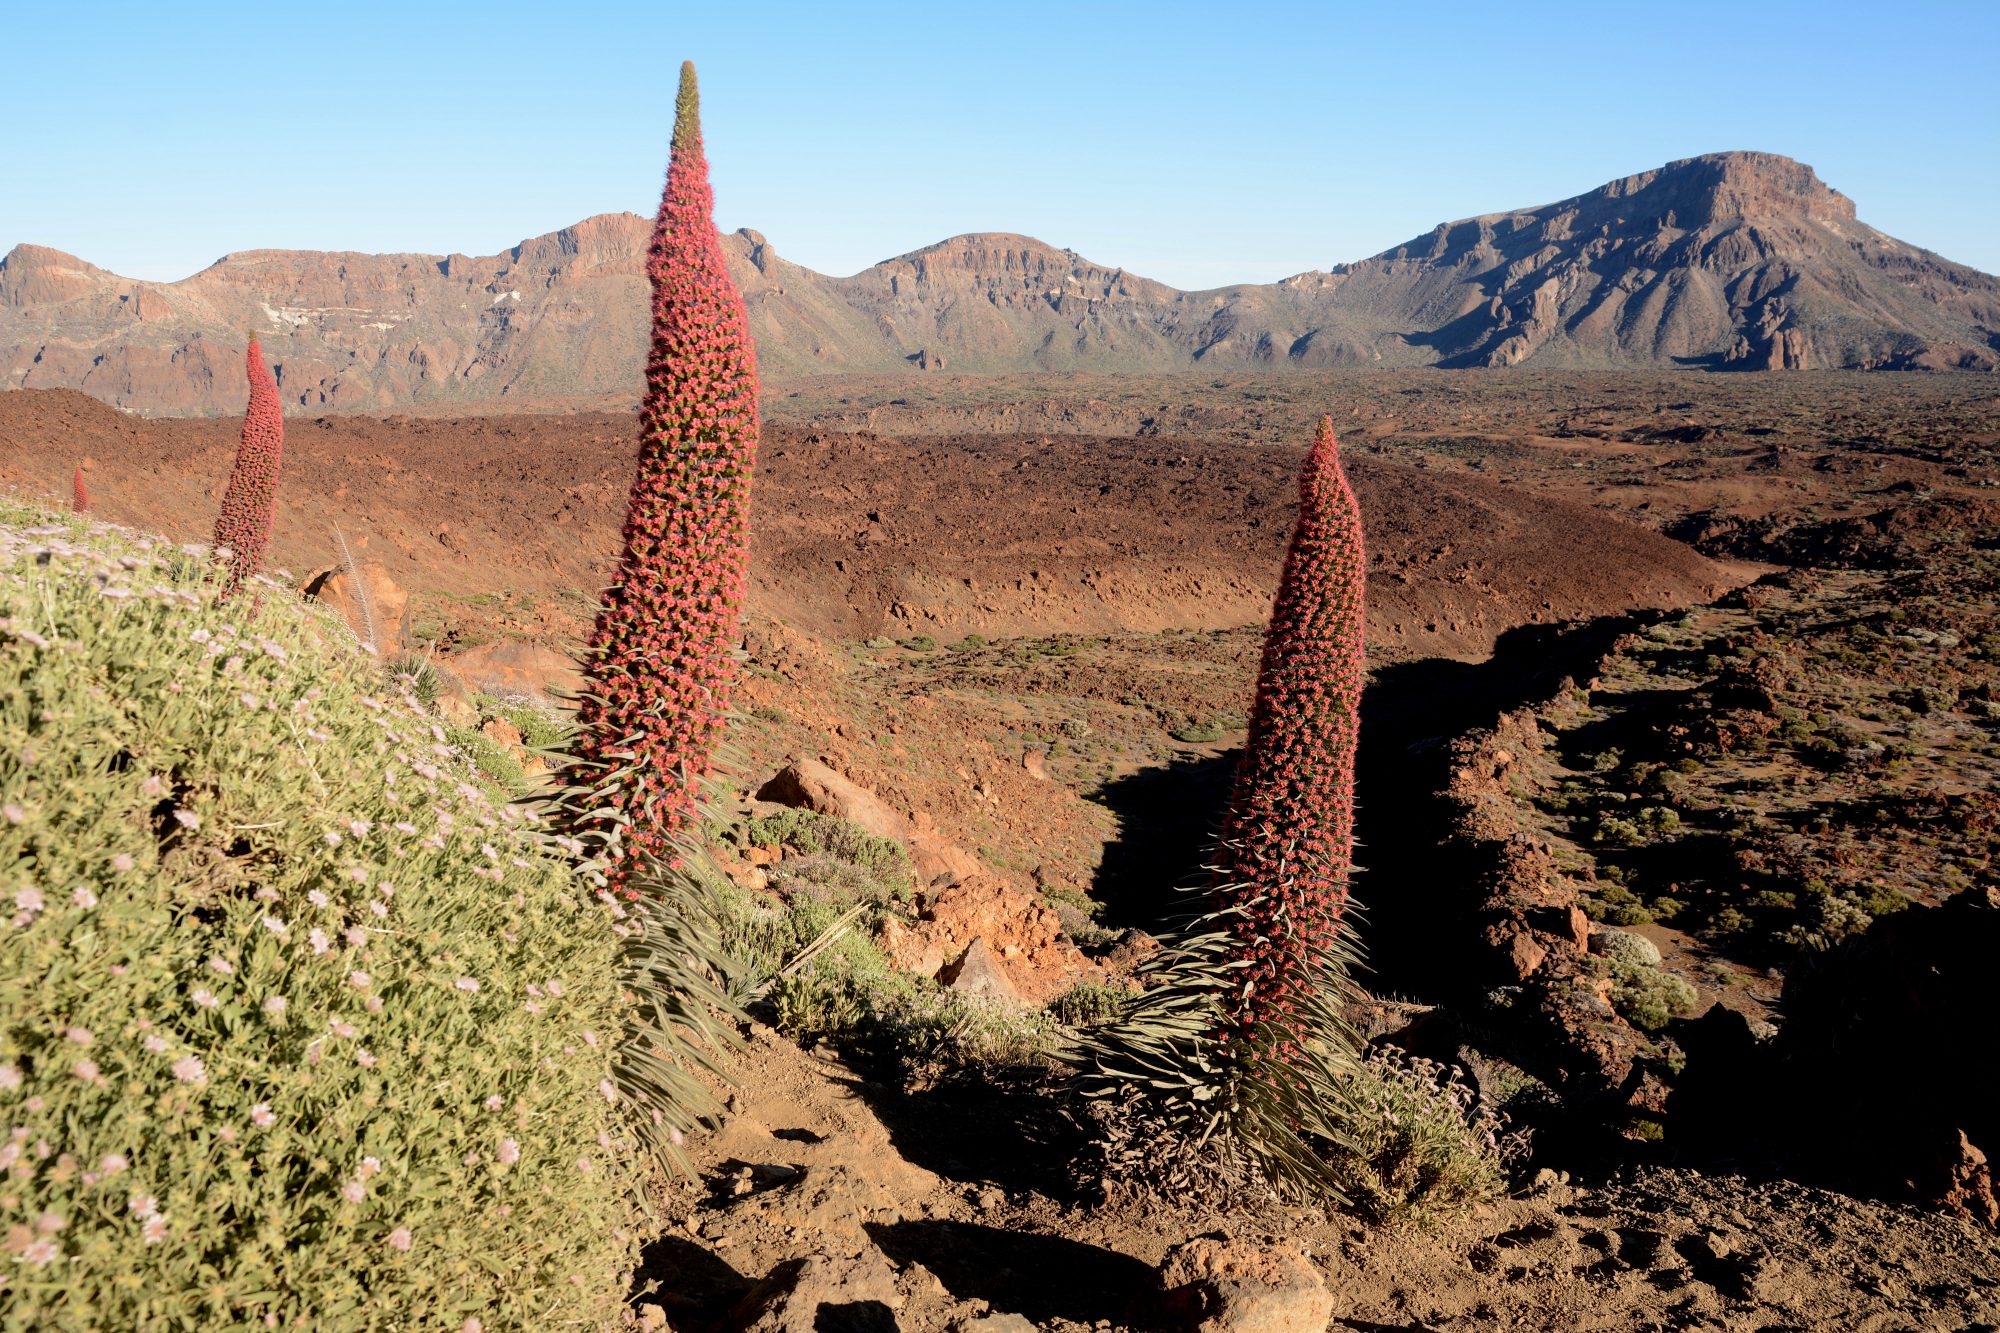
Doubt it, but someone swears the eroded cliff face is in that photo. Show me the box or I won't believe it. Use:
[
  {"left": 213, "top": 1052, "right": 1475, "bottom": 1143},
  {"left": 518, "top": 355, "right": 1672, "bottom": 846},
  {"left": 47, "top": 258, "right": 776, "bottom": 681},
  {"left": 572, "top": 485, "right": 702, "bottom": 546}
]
[{"left": 5, "top": 152, "right": 1996, "bottom": 415}]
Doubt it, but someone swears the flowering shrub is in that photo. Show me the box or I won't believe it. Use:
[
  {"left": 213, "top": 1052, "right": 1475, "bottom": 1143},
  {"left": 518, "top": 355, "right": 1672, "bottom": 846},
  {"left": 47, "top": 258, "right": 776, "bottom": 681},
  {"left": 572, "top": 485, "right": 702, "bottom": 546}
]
[
  {"left": 68, "top": 468, "right": 86, "bottom": 515},
  {"left": 211, "top": 339, "right": 284, "bottom": 596},
  {"left": 574, "top": 61, "right": 759, "bottom": 894},
  {"left": 1214, "top": 414, "right": 1367, "bottom": 1059},
  {"left": 0, "top": 504, "right": 645, "bottom": 1329},
  {"left": 1070, "top": 417, "right": 1368, "bottom": 1199}
]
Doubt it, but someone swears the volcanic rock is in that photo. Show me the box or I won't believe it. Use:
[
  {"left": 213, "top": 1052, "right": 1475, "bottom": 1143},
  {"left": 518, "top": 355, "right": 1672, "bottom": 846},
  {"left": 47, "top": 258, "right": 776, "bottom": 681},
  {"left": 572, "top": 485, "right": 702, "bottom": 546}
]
[
  {"left": 302, "top": 559, "right": 408, "bottom": 651},
  {"left": 939, "top": 937, "right": 1020, "bottom": 1002},
  {"left": 1157, "top": 1236, "right": 1334, "bottom": 1333},
  {"left": 760, "top": 758, "right": 911, "bottom": 843},
  {"left": 443, "top": 640, "right": 583, "bottom": 701},
  {"left": 879, "top": 875, "right": 1098, "bottom": 1004}
]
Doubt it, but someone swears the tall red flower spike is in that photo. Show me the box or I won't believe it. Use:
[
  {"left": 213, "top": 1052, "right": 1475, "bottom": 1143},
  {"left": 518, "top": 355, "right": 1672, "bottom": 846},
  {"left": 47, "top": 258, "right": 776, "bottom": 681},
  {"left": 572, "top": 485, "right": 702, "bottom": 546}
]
[
  {"left": 212, "top": 337, "right": 284, "bottom": 595},
  {"left": 1214, "top": 415, "right": 1366, "bottom": 1060},
  {"left": 576, "top": 61, "right": 759, "bottom": 896},
  {"left": 71, "top": 466, "right": 88, "bottom": 514}
]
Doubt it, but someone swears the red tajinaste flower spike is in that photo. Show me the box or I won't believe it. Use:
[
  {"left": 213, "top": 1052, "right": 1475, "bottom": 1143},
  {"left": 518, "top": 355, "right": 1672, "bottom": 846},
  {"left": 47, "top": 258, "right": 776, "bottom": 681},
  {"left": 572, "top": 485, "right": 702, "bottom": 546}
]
[
  {"left": 212, "top": 337, "right": 285, "bottom": 596},
  {"left": 575, "top": 61, "right": 759, "bottom": 896},
  {"left": 1214, "top": 415, "right": 1366, "bottom": 1059},
  {"left": 71, "top": 466, "right": 88, "bottom": 514}
]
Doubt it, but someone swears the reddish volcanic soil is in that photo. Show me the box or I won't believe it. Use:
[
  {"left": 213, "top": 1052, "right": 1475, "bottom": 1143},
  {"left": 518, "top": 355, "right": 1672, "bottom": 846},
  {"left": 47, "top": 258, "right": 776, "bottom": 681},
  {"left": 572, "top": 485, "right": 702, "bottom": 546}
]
[
  {"left": 0, "top": 389, "right": 1745, "bottom": 664},
  {"left": 7, "top": 377, "right": 2000, "bottom": 1329}
]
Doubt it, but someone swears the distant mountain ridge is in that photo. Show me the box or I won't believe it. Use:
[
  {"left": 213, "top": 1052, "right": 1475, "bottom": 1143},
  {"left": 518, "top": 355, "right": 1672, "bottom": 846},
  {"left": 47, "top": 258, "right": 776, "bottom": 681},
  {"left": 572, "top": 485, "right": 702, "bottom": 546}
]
[{"left": 4, "top": 151, "right": 1997, "bottom": 415}]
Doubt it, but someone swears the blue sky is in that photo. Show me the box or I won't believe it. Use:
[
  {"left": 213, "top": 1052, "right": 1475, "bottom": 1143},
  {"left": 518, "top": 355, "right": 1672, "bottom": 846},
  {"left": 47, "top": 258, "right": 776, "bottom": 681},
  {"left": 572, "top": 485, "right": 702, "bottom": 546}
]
[{"left": 5, "top": 1, "right": 1996, "bottom": 287}]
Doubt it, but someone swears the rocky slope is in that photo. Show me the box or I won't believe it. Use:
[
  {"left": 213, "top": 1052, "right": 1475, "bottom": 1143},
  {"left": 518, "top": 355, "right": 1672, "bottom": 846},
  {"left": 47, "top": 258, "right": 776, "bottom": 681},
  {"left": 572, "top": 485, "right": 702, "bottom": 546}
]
[{"left": 6, "top": 153, "right": 1997, "bottom": 414}]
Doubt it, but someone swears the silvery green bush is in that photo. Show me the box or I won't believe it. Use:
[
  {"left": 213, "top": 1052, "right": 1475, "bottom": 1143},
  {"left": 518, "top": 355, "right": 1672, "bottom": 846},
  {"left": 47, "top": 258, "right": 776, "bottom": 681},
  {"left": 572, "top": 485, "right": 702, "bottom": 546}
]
[{"left": 0, "top": 504, "right": 646, "bottom": 1330}]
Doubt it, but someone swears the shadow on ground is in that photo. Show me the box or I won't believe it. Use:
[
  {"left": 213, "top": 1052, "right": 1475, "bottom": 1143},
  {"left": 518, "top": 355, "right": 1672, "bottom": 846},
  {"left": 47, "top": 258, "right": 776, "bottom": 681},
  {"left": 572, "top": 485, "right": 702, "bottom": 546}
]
[
  {"left": 631, "top": 1233, "right": 753, "bottom": 1329},
  {"left": 865, "top": 1219, "right": 1157, "bottom": 1326},
  {"left": 836, "top": 1069, "right": 1094, "bottom": 1201},
  {"left": 1085, "top": 611, "right": 1661, "bottom": 998},
  {"left": 1088, "top": 751, "right": 1237, "bottom": 933}
]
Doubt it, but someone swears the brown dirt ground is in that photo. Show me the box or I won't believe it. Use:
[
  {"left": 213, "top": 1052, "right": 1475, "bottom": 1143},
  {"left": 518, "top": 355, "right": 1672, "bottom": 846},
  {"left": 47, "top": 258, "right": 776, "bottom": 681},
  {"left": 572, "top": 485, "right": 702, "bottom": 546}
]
[
  {"left": 7, "top": 373, "right": 2000, "bottom": 1328},
  {"left": 0, "top": 387, "right": 1744, "bottom": 661},
  {"left": 651, "top": 1023, "right": 2000, "bottom": 1332}
]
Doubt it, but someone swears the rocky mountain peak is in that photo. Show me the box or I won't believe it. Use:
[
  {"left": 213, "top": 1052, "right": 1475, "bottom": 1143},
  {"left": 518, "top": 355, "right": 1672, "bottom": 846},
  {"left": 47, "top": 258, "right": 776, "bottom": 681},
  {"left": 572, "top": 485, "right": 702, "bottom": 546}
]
[
  {"left": 4, "top": 153, "right": 1994, "bottom": 412},
  {"left": 1614, "top": 151, "right": 1858, "bottom": 227},
  {"left": 0, "top": 244, "right": 107, "bottom": 308}
]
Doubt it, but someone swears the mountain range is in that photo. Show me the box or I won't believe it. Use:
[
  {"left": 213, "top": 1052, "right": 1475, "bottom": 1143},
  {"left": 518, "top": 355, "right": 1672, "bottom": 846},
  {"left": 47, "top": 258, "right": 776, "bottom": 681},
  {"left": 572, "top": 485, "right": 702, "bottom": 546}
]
[{"left": 4, "top": 151, "right": 1997, "bottom": 415}]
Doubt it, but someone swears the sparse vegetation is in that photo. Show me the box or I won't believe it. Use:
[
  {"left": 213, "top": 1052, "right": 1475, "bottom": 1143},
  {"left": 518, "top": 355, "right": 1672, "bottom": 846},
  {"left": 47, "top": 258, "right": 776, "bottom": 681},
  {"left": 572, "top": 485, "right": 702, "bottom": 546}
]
[{"left": 1607, "top": 960, "right": 1701, "bottom": 1031}]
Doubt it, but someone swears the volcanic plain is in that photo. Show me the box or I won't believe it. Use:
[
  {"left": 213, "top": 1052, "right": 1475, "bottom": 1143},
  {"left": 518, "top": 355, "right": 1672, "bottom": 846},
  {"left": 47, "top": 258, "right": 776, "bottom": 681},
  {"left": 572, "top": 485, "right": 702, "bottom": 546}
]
[{"left": 4, "top": 367, "right": 1998, "bottom": 1329}]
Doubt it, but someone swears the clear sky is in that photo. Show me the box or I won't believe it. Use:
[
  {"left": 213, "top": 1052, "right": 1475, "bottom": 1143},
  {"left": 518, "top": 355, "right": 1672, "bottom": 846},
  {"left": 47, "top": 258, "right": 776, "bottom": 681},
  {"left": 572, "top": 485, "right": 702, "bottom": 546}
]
[{"left": 6, "top": 1, "right": 1996, "bottom": 288}]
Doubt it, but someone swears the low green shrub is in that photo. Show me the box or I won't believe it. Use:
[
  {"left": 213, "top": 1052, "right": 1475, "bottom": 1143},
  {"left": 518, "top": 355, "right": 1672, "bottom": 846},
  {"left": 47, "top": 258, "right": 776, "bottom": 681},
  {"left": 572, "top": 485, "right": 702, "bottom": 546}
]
[
  {"left": 743, "top": 809, "right": 910, "bottom": 901},
  {"left": 1047, "top": 981, "right": 1130, "bottom": 1028},
  {"left": 472, "top": 695, "right": 566, "bottom": 751},
  {"left": 0, "top": 507, "right": 646, "bottom": 1330},
  {"left": 446, "top": 724, "right": 532, "bottom": 795},
  {"left": 717, "top": 864, "right": 1051, "bottom": 1085},
  {"left": 1607, "top": 959, "right": 1700, "bottom": 1031},
  {"left": 1330, "top": 1046, "right": 1520, "bottom": 1226}
]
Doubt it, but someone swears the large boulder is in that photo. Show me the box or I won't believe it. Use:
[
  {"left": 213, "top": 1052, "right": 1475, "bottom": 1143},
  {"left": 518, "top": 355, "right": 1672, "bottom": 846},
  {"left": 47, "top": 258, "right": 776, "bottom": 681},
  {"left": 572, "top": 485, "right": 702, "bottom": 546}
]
[
  {"left": 759, "top": 758, "right": 910, "bottom": 843},
  {"left": 444, "top": 639, "right": 584, "bottom": 702},
  {"left": 878, "top": 875, "right": 1099, "bottom": 1005},
  {"left": 302, "top": 559, "right": 408, "bottom": 651},
  {"left": 758, "top": 760, "right": 983, "bottom": 887},
  {"left": 1157, "top": 1237, "right": 1333, "bottom": 1333}
]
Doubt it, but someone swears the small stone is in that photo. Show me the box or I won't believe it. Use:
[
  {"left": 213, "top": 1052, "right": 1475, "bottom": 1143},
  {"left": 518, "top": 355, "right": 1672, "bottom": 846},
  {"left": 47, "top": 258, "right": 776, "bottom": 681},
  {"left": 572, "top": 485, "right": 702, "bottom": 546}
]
[
  {"left": 941, "top": 937, "right": 1023, "bottom": 1003},
  {"left": 952, "top": 1316, "right": 1037, "bottom": 1333}
]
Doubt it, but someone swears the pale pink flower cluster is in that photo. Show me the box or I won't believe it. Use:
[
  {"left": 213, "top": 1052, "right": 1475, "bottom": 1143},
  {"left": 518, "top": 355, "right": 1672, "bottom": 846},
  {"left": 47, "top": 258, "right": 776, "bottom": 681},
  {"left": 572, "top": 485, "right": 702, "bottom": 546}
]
[
  {"left": 130, "top": 1192, "right": 167, "bottom": 1244},
  {"left": 13, "top": 885, "right": 44, "bottom": 927}
]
